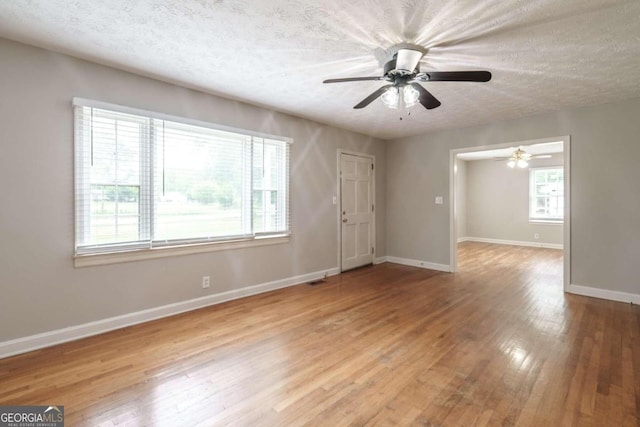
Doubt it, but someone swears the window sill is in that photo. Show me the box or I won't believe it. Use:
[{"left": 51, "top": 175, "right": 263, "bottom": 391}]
[
  {"left": 529, "top": 219, "right": 564, "bottom": 225},
  {"left": 74, "top": 235, "right": 290, "bottom": 268}
]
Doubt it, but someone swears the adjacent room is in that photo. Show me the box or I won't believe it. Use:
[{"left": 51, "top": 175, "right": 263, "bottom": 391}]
[
  {"left": 1, "top": 1, "right": 639, "bottom": 425},
  {"left": 456, "top": 141, "right": 565, "bottom": 249},
  {"left": 454, "top": 139, "right": 567, "bottom": 291}
]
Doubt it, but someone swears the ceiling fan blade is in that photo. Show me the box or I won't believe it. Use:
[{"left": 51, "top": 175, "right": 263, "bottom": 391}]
[
  {"left": 323, "top": 76, "right": 384, "bottom": 83},
  {"left": 410, "top": 83, "right": 441, "bottom": 110},
  {"left": 395, "top": 48, "right": 423, "bottom": 72},
  {"left": 419, "top": 71, "right": 492, "bottom": 82},
  {"left": 353, "top": 85, "right": 393, "bottom": 109}
]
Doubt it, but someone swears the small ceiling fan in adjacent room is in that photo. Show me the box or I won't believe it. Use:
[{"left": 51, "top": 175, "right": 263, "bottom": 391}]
[
  {"left": 494, "top": 147, "right": 552, "bottom": 168},
  {"left": 322, "top": 47, "right": 491, "bottom": 110}
]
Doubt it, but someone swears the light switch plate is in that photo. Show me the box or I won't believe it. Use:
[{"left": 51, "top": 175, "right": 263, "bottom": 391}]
[{"left": 435, "top": 196, "right": 443, "bottom": 205}]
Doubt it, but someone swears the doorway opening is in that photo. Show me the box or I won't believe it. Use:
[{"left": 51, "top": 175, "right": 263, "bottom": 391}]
[{"left": 449, "top": 136, "right": 570, "bottom": 290}]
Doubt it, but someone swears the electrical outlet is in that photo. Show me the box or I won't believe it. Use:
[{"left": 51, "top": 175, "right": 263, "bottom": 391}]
[
  {"left": 534, "top": 233, "right": 540, "bottom": 240},
  {"left": 202, "top": 276, "right": 210, "bottom": 289}
]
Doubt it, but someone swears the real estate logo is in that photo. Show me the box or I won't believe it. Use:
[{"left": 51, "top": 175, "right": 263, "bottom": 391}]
[{"left": 0, "top": 406, "right": 64, "bottom": 427}]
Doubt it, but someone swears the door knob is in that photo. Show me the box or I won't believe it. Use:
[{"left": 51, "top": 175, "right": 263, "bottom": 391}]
[{"left": 342, "top": 218, "right": 348, "bottom": 223}]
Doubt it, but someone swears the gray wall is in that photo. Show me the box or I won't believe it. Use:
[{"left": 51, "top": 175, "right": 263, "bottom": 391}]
[
  {"left": 0, "top": 38, "right": 386, "bottom": 342},
  {"left": 386, "top": 98, "right": 640, "bottom": 295},
  {"left": 465, "top": 154, "right": 564, "bottom": 245}
]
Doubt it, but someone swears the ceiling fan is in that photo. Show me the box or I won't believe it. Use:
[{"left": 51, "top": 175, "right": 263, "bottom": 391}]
[
  {"left": 494, "top": 147, "right": 552, "bottom": 168},
  {"left": 322, "top": 48, "right": 491, "bottom": 110}
]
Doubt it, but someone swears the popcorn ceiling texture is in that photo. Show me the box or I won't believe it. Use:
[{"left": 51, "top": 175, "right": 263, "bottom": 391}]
[{"left": 1, "top": 0, "right": 639, "bottom": 139}]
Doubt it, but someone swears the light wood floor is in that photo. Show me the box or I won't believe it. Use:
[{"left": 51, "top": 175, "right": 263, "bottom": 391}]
[{"left": 1, "top": 242, "right": 639, "bottom": 426}]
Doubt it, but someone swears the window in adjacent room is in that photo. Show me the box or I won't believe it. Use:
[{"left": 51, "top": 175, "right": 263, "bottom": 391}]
[
  {"left": 529, "top": 167, "right": 564, "bottom": 222},
  {"left": 74, "top": 99, "right": 291, "bottom": 256}
]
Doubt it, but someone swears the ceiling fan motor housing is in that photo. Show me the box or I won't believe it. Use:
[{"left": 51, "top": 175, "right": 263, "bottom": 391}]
[
  {"left": 385, "top": 56, "right": 420, "bottom": 76},
  {"left": 384, "top": 59, "right": 419, "bottom": 86}
]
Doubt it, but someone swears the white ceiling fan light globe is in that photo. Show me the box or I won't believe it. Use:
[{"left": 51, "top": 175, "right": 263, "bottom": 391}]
[
  {"left": 381, "top": 86, "right": 399, "bottom": 109},
  {"left": 517, "top": 159, "right": 528, "bottom": 168},
  {"left": 507, "top": 160, "right": 516, "bottom": 168},
  {"left": 403, "top": 85, "right": 420, "bottom": 108}
]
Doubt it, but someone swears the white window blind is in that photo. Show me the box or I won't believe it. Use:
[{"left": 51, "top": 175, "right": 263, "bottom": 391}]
[
  {"left": 74, "top": 99, "right": 290, "bottom": 255},
  {"left": 529, "top": 167, "right": 564, "bottom": 221}
]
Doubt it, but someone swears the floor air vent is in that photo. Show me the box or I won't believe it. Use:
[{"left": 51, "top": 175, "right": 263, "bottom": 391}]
[{"left": 308, "top": 273, "right": 329, "bottom": 285}]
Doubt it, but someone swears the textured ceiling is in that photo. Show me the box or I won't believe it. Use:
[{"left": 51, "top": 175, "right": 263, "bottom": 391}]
[{"left": 1, "top": 1, "right": 639, "bottom": 139}]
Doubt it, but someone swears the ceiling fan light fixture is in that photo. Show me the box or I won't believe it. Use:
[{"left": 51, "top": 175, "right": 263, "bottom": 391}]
[
  {"left": 403, "top": 85, "right": 420, "bottom": 108},
  {"left": 504, "top": 148, "right": 531, "bottom": 169},
  {"left": 381, "top": 86, "right": 399, "bottom": 109}
]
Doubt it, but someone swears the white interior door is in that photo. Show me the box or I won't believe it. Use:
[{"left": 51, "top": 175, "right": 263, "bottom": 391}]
[{"left": 341, "top": 153, "right": 374, "bottom": 271}]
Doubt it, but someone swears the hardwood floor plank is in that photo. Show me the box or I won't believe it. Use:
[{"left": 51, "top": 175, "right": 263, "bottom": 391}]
[{"left": 1, "top": 242, "right": 639, "bottom": 426}]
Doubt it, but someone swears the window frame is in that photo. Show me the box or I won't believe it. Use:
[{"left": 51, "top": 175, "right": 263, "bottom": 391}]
[
  {"left": 73, "top": 98, "right": 292, "bottom": 267},
  {"left": 528, "top": 166, "right": 564, "bottom": 224}
]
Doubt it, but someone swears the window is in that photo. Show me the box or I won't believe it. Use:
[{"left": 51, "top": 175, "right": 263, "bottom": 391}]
[
  {"left": 74, "top": 99, "right": 290, "bottom": 256},
  {"left": 529, "top": 167, "right": 564, "bottom": 222}
]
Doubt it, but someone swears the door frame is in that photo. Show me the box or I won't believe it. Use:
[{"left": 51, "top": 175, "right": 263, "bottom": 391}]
[
  {"left": 337, "top": 150, "right": 376, "bottom": 272},
  {"left": 449, "top": 135, "right": 571, "bottom": 291}
]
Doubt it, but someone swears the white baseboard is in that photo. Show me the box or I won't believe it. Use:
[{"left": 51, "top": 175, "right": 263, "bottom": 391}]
[
  {"left": 373, "top": 256, "right": 387, "bottom": 265},
  {"left": 0, "top": 267, "right": 341, "bottom": 359},
  {"left": 457, "top": 237, "right": 470, "bottom": 243},
  {"left": 463, "top": 237, "right": 563, "bottom": 250},
  {"left": 385, "top": 256, "right": 451, "bottom": 272},
  {"left": 568, "top": 284, "right": 640, "bottom": 305}
]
